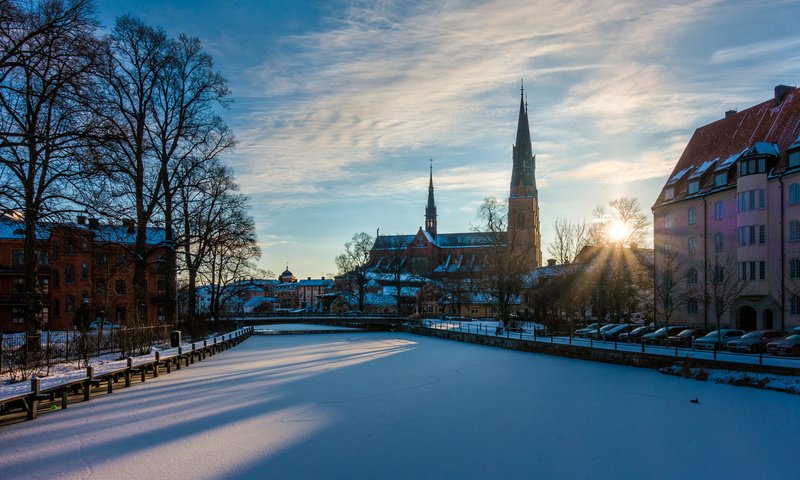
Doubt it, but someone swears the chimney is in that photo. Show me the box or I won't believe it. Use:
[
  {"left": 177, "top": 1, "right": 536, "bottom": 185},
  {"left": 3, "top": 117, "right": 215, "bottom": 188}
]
[
  {"left": 77, "top": 215, "right": 86, "bottom": 225},
  {"left": 307, "top": 277, "right": 311, "bottom": 280},
  {"left": 123, "top": 219, "right": 134, "bottom": 234},
  {"left": 547, "top": 259, "right": 556, "bottom": 267},
  {"left": 725, "top": 109, "right": 737, "bottom": 118},
  {"left": 774, "top": 84, "right": 796, "bottom": 106},
  {"left": 322, "top": 276, "right": 325, "bottom": 280},
  {"left": 88, "top": 218, "right": 99, "bottom": 229}
]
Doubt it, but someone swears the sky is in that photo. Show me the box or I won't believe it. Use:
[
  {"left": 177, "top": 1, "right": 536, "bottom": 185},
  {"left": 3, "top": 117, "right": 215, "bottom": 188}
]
[{"left": 92, "top": 0, "right": 800, "bottom": 278}]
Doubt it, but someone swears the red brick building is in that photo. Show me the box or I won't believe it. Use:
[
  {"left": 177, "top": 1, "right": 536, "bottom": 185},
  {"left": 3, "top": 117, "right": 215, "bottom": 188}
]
[{"left": 0, "top": 216, "right": 173, "bottom": 332}]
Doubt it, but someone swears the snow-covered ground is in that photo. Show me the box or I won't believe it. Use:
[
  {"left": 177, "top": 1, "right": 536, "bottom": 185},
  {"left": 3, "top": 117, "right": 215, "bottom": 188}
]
[{"left": 0, "top": 332, "right": 797, "bottom": 480}]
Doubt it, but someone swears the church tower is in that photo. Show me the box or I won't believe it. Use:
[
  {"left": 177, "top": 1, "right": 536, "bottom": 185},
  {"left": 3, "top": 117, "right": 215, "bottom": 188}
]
[
  {"left": 425, "top": 161, "right": 437, "bottom": 238},
  {"left": 508, "top": 83, "right": 542, "bottom": 269}
]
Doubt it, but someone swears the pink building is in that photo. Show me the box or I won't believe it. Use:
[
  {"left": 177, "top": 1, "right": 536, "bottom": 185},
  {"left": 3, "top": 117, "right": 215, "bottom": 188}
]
[{"left": 653, "top": 85, "right": 800, "bottom": 331}]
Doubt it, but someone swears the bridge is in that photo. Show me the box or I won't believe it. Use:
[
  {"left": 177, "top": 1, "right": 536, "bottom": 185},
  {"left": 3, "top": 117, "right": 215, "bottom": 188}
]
[{"left": 222, "top": 313, "right": 408, "bottom": 329}]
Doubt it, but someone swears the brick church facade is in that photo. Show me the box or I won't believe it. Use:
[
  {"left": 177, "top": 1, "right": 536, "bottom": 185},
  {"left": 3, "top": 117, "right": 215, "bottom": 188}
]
[{"left": 369, "top": 87, "right": 542, "bottom": 278}]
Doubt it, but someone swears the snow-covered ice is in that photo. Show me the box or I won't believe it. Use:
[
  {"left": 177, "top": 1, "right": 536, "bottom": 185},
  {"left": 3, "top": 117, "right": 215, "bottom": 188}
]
[{"left": 0, "top": 332, "right": 797, "bottom": 480}]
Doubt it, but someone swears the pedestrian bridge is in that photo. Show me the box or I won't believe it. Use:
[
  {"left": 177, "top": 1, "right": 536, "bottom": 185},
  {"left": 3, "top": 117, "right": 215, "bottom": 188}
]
[{"left": 226, "top": 314, "right": 407, "bottom": 329}]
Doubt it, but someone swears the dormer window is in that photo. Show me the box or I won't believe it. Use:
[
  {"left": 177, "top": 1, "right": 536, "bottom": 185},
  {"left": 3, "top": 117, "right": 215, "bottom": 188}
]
[
  {"left": 688, "top": 180, "right": 699, "bottom": 194},
  {"left": 714, "top": 173, "right": 727, "bottom": 187},
  {"left": 738, "top": 157, "right": 767, "bottom": 176},
  {"left": 663, "top": 188, "right": 674, "bottom": 201},
  {"left": 789, "top": 151, "right": 800, "bottom": 168}
]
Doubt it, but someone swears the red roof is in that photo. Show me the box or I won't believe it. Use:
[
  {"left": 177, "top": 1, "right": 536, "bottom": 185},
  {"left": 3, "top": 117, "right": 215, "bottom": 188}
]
[{"left": 656, "top": 86, "right": 800, "bottom": 206}]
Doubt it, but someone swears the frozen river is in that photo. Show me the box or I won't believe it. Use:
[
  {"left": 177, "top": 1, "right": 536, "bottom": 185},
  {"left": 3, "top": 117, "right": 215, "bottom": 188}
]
[{"left": 0, "top": 332, "right": 797, "bottom": 479}]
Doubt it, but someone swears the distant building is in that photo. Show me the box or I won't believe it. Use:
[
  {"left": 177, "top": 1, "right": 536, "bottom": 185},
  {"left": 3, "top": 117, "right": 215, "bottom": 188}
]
[
  {"left": 0, "top": 216, "right": 172, "bottom": 332},
  {"left": 369, "top": 86, "right": 542, "bottom": 278},
  {"left": 653, "top": 85, "right": 800, "bottom": 331}
]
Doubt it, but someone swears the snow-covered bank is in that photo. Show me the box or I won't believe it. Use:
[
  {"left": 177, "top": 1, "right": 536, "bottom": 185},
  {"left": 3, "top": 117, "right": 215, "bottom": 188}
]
[{"left": 0, "top": 333, "right": 797, "bottom": 480}]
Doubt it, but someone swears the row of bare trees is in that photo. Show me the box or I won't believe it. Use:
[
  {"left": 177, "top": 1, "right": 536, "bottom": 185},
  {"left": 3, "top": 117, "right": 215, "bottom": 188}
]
[{"left": 0, "top": 0, "right": 260, "bottom": 336}]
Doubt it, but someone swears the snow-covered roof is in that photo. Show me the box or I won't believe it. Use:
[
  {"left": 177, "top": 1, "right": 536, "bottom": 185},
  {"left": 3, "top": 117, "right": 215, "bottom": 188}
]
[
  {"left": 435, "top": 232, "right": 496, "bottom": 248},
  {"left": 714, "top": 147, "right": 748, "bottom": 171},
  {"left": 244, "top": 296, "right": 279, "bottom": 308},
  {"left": 744, "top": 141, "right": 779, "bottom": 157},
  {"left": 0, "top": 220, "right": 50, "bottom": 240},
  {"left": 688, "top": 158, "right": 718, "bottom": 179},
  {"left": 666, "top": 165, "right": 694, "bottom": 185}
]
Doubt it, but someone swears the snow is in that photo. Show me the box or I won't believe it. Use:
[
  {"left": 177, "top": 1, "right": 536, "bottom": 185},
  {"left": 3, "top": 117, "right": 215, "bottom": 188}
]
[{"left": 1, "top": 331, "right": 797, "bottom": 480}]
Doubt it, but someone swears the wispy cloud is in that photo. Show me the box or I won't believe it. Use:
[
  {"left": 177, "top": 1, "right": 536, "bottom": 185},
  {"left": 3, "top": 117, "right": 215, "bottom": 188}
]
[{"left": 710, "top": 36, "right": 800, "bottom": 65}]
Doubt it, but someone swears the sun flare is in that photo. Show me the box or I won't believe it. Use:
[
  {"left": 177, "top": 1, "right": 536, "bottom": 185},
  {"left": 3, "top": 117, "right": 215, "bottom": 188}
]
[{"left": 608, "top": 221, "right": 630, "bottom": 243}]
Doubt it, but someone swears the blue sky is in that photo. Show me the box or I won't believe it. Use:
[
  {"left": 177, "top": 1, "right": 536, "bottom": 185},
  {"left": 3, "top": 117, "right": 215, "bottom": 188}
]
[{"left": 94, "top": 0, "right": 800, "bottom": 278}]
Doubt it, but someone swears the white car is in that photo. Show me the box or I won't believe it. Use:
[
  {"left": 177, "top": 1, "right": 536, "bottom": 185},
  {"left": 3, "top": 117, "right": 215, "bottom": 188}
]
[
  {"left": 88, "top": 320, "right": 121, "bottom": 330},
  {"left": 694, "top": 329, "right": 744, "bottom": 350}
]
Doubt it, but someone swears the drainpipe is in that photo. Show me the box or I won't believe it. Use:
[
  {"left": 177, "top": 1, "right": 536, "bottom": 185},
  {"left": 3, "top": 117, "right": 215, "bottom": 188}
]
[
  {"left": 651, "top": 206, "right": 657, "bottom": 327},
  {"left": 703, "top": 196, "right": 708, "bottom": 331},
  {"left": 779, "top": 175, "right": 785, "bottom": 330}
]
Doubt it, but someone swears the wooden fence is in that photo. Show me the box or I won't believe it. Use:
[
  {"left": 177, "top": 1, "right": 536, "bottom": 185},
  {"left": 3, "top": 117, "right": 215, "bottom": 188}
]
[{"left": 0, "top": 326, "right": 254, "bottom": 424}]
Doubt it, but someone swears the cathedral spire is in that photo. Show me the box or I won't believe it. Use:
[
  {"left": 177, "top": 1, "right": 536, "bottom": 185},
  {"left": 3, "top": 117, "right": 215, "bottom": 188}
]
[
  {"left": 425, "top": 159, "right": 437, "bottom": 238},
  {"left": 511, "top": 81, "right": 535, "bottom": 194}
]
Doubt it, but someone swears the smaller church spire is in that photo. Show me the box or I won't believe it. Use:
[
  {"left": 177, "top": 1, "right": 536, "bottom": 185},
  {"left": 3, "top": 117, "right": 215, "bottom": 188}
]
[{"left": 425, "top": 159, "right": 437, "bottom": 238}]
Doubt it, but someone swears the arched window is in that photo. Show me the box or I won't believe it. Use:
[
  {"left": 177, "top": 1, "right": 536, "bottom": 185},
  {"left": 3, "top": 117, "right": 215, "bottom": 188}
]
[
  {"left": 789, "top": 183, "right": 800, "bottom": 205},
  {"left": 81, "top": 262, "right": 89, "bottom": 280},
  {"left": 688, "top": 237, "right": 696, "bottom": 255},
  {"left": 714, "top": 232, "right": 723, "bottom": 251}
]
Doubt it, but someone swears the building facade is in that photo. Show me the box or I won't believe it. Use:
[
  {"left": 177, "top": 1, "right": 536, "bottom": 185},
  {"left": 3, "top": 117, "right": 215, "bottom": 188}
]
[
  {"left": 369, "top": 87, "right": 542, "bottom": 278},
  {"left": 653, "top": 85, "right": 800, "bottom": 331},
  {"left": 0, "top": 216, "right": 172, "bottom": 332}
]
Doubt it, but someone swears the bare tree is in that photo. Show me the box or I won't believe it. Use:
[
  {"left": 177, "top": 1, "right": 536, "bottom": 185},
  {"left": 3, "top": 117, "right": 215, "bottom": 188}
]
[
  {"left": 589, "top": 197, "right": 650, "bottom": 247},
  {"left": 547, "top": 216, "right": 588, "bottom": 264},
  {"left": 704, "top": 251, "right": 745, "bottom": 348},
  {"left": 654, "top": 250, "right": 686, "bottom": 330},
  {"left": 0, "top": 0, "right": 103, "bottom": 333},
  {"left": 474, "top": 197, "right": 531, "bottom": 327},
  {"left": 335, "top": 232, "right": 374, "bottom": 313},
  {"left": 150, "top": 33, "right": 234, "bottom": 324}
]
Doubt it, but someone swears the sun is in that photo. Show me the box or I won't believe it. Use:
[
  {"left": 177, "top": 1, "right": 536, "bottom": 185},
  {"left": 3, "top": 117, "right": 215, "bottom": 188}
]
[{"left": 608, "top": 221, "right": 631, "bottom": 243}]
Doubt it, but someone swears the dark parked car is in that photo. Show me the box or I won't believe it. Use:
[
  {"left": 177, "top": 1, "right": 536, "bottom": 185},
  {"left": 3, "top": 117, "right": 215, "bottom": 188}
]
[
  {"left": 575, "top": 323, "right": 606, "bottom": 338},
  {"left": 618, "top": 325, "right": 655, "bottom": 343},
  {"left": 599, "top": 324, "right": 635, "bottom": 341},
  {"left": 665, "top": 328, "right": 707, "bottom": 348},
  {"left": 766, "top": 334, "right": 800, "bottom": 356},
  {"left": 694, "top": 329, "right": 745, "bottom": 351},
  {"left": 727, "top": 330, "right": 787, "bottom": 353},
  {"left": 642, "top": 326, "right": 690, "bottom": 345}
]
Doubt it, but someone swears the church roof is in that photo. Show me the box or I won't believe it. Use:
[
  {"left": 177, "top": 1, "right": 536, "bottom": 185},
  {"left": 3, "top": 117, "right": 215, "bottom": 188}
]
[{"left": 372, "top": 231, "right": 496, "bottom": 249}]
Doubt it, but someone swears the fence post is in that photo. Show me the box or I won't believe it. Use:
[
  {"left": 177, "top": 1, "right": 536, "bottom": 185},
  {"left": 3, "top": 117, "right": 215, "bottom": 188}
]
[
  {"left": 176, "top": 347, "right": 182, "bottom": 369},
  {"left": 191, "top": 343, "right": 196, "bottom": 364},
  {"left": 84, "top": 366, "right": 93, "bottom": 401},
  {"left": 28, "top": 377, "right": 40, "bottom": 420},
  {"left": 125, "top": 357, "right": 133, "bottom": 387}
]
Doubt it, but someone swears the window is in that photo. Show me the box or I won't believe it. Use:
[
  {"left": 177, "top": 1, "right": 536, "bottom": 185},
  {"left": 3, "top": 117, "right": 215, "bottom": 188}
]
[
  {"left": 688, "top": 181, "right": 699, "bottom": 194},
  {"left": 738, "top": 189, "right": 767, "bottom": 211},
  {"left": 115, "top": 254, "right": 126, "bottom": 271},
  {"left": 52, "top": 270, "right": 59, "bottom": 288},
  {"left": 789, "top": 151, "right": 800, "bottom": 168},
  {"left": 750, "top": 261, "right": 756, "bottom": 280},
  {"left": 714, "top": 232, "right": 723, "bottom": 251},
  {"left": 115, "top": 279, "right": 126, "bottom": 295},
  {"left": 52, "top": 241, "right": 60, "bottom": 260},
  {"left": 714, "top": 200, "right": 724, "bottom": 219},
  {"left": 714, "top": 265, "right": 724, "bottom": 283},
  {"left": 96, "top": 278, "right": 107, "bottom": 295},
  {"left": 664, "top": 212, "right": 672, "bottom": 230},
  {"left": 81, "top": 262, "right": 89, "bottom": 280},
  {"left": 65, "top": 294, "right": 75, "bottom": 313},
  {"left": 37, "top": 250, "right": 48, "bottom": 266},
  {"left": 687, "top": 268, "right": 698, "bottom": 285},
  {"left": 758, "top": 189, "right": 766, "bottom": 209},
  {"left": 758, "top": 225, "right": 766, "bottom": 245},
  {"left": 687, "top": 298, "right": 698, "bottom": 315},
  {"left": 790, "top": 221, "right": 800, "bottom": 242},
  {"left": 759, "top": 261, "right": 765, "bottom": 280},
  {"left": 12, "top": 249, "right": 24, "bottom": 266},
  {"left": 792, "top": 295, "right": 800, "bottom": 316},
  {"left": 12, "top": 278, "right": 24, "bottom": 294},
  {"left": 714, "top": 173, "right": 728, "bottom": 187},
  {"left": 664, "top": 188, "right": 674, "bottom": 201},
  {"left": 688, "top": 237, "right": 696, "bottom": 255},
  {"left": 738, "top": 227, "right": 747, "bottom": 247},
  {"left": 11, "top": 307, "right": 24, "bottom": 324},
  {"left": 64, "top": 239, "right": 75, "bottom": 255},
  {"left": 688, "top": 207, "right": 696, "bottom": 225},
  {"left": 738, "top": 262, "right": 746, "bottom": 281},
  {"left": 157, "top": 279, "right": 166, "bottom": 295},
  {"left": 52, "top": 299, "right": 60, "bottom": 317},
  {"left": 39, "top": 278, "right": 49, "bottom": 295},
  {"left": 115, "top": 306, "right": 126, "bottom": 323},
  {"left": 791, "top": 258, "right": 800, "bottom": 279},
  {"left": 790, "top": 184, "right": 800, "bottom": 205},
  {"left": 65, "top": 265, "right": 75, "bottom": 283}
]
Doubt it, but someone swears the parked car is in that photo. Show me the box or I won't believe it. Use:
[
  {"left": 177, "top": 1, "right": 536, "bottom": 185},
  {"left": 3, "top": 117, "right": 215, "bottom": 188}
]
[
  {"left": 575, "top": 323, "right": 605, "bottom": 338},
  {"left": 588, "top": 323, "right": 620, "bottom": 340},
  {"left": 642, "top": 326, "right": 690, "bottom": 345},
  {"left": 599, "top": 324, "right": 635, "bottom": 341},
  {"left": 694, "top": 329, "right": 745, "bottom": 350},
  {"left": 665, "top": 328, "right": 707, "bottom": 348},
  {"left": 88, "top": 320, "right": 121, "bottom": 330},
  {"left": 727, "top": 330, "right": 787, "bottom": 353},
  {"left": 617, "top": 325, "right": 654, "bottom": 343},
  {"left": 766, "top": 334, "right": 800, "bottom": 356}
]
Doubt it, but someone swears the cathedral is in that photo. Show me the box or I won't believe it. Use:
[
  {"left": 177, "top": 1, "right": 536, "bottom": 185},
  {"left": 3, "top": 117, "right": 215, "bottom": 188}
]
[{"left": 369, "top": 86, "right": 542, "bottom": 278}]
